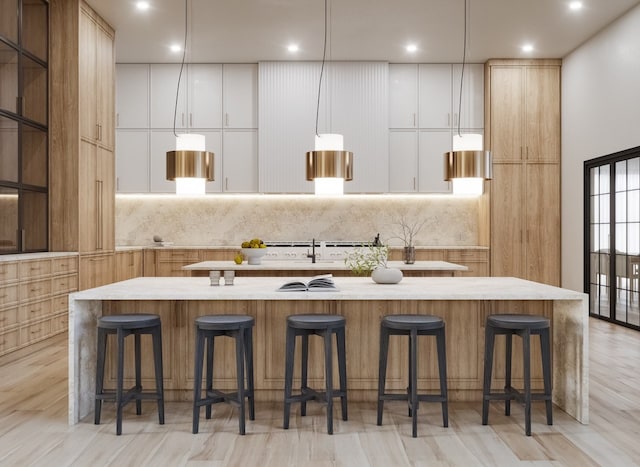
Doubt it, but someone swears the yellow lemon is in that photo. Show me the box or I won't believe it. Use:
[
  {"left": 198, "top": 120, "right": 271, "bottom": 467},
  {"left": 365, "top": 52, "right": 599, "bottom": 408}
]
[{"left": 234, "top": 253, "right": 243, "bottom": 264}]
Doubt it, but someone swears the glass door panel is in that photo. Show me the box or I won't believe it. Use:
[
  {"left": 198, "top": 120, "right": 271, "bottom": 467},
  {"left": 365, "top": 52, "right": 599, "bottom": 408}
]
[{"left": 587, "top": 153, "right": 640, "bottom": 328}]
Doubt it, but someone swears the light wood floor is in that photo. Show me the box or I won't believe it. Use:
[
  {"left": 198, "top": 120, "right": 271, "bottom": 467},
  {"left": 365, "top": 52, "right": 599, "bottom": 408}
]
[{"left": 1, "top": 318, "right": 639, "bottom": 466}]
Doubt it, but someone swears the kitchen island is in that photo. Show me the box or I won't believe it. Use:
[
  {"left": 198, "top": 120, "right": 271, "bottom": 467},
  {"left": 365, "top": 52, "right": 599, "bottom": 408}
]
[
  {"left": 183, "top": 260, "right": 468, "bottom": 276},
  {"left": 68, "top": 276, "right": 588, "bottom": 425}
]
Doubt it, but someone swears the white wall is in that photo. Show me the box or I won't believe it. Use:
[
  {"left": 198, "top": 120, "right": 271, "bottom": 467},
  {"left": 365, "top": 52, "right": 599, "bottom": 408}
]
[{"left": 561, "top": 4, "right": 640, "bottom": 291}]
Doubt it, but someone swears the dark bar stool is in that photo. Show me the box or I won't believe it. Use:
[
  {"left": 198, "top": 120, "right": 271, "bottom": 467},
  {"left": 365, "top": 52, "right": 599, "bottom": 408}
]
[
  {"left": 94, "top": 313, "right": 164, "bottom": 436},
  {"left": 193, "top": 315, "right": 255, "bottom": 435},
  {"left": 377, "top": 314, "right": 448, "bottom": 438},
  {"left": 283, "top": 314, "right": 347, "bottom": 435},
  {"left": 482, "top": 314, "right": 553, "bottom": 436}
]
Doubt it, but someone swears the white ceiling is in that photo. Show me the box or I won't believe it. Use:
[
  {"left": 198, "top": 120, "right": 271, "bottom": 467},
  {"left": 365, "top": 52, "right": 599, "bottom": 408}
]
[{"left": 87, "top": 0, "right": 640, "bottom": 63}]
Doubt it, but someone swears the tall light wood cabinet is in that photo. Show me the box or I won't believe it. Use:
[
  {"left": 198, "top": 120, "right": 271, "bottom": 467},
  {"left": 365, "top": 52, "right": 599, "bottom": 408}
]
[
  {"left": 50, "top": 0, "right": 115, "bottom": 288},
  {"left": 485, "top": 59, "right": 561, "bottom": 286}
]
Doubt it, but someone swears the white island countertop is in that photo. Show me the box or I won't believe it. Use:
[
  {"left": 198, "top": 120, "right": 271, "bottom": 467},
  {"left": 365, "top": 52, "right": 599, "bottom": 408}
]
[
  {"left": 70, "top": 276, "right": 584, "bottom": 301},
  {"left": 182, "top": 260, "right": 468, "bottom": 272}
]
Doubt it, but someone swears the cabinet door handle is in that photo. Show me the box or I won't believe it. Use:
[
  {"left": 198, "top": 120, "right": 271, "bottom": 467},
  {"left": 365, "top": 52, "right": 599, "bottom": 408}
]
[
  {"left": 520, "top": 146, "right": 523, "bottom": 159},
  {"left": 526, "top": 146, "right": 529, "bottom": 160},
  {"left": 190, "top": 113, "right": 193, "bottom": 127},
  {"left": 447, "top": 113, "right": 450, "bottom": 126},
  {"left": 413, "top": 177, "right": 416, "bottom": 191},
  {"left": 225, "top": 177, "right": 228, "bottom": 191},
  {"left": 413, "top": 113, "right": 416, "bottom": 127},
  {"left": 225, "top": 113, "right": 229, "bottom": 126},
  {"left": 96, "top": 124, "right": 100, "bottom": 141}
]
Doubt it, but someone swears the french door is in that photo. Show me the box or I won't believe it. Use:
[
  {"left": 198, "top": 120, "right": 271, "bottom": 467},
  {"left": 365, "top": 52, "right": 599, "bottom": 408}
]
[{"left": 585, "top": 147, "right": 640, "bottom": 329}]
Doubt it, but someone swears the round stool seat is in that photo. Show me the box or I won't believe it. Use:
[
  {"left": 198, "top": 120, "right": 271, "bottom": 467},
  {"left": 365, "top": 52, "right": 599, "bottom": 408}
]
[
  {"left": 98, "top": 313, "right": 160, "bottom": 330},
  {"left": 382, "top": 314, "right": 444, "bottom": 331},
  {"left": 487, "top": 314, "right": 550, "bottom": 330},
  {"left": 195, "top": 314, "right": 255, "bottom": 331},
  {"left": 287, "top": 314, "right": 345, "bottom": 330}
]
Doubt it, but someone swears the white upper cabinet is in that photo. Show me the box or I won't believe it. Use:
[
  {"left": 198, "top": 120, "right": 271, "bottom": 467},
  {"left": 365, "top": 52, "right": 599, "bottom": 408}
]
[
  {"left": 116, "top": 130, "right": 149, "bottom": 192},
  {"left": 149, "top": 130, "right": 175, "bottom": 192},
  {"left": 199, "top": 130, "right": 223, "bottom": 193},
  {"left": 150, "top": 64, "right": 222, "bottom": 129},
  {"left": 452, "top": 63, "right": 484, "bottom": 129},
  {"left": 389, "top": 131, "right": 418, "bottom": 192},
  {"left": 389, "top": 64, "right": 418, "bottom": 129},
  {"left": 419, "top": 64, "right": 453, "bottom": 129},
  {"left": 223, "top": 64, "right": 258, "bottom": 129},
  {"left": 116, "top": 64, "right": 148, "bottom": 128},
  {"left": 418, "top": 130, "right": 452, "bottom": 193},
  {"left": 188, "top": 64, "right": 223, "bottom": 129},
  {"left": 150, "top": 64, "right": 187, "bottom": 129},
  {"left": 223, "top": 130, "right": 258, "bottom": 193}
]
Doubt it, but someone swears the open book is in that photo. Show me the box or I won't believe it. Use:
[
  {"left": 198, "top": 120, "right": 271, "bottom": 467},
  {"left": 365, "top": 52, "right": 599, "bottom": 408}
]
[{"left": 277, "top": 274, "right": 338, "bottom": 292}]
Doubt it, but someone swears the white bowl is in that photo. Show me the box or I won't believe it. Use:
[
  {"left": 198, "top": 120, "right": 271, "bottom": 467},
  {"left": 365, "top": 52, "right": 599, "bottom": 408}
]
[{"left": 241, "top": 247, "right": 267, "bottom": 265}]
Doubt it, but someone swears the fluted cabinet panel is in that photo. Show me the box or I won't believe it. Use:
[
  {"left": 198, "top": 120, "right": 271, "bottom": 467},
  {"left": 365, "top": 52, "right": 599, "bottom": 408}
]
[
  {"left": 329, "top": 62, "right": 389, "bottom": 193},
  {"left": 259, "top": 61, "right": 388, "bottom": 193}
]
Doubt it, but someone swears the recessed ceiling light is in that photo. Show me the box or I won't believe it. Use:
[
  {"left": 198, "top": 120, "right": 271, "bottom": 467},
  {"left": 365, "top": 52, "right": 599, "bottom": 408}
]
[
  {"left": 569, "top": 1, "right": 583, "bottom": 11},
  {"left": 170, "top": 44, "right": 181, "bottom": 53},
  {"left": 406, "top": 44, "right": 417, "bottom": 53},
  {"left": 287, "top": 44, "right": 299, "bottom": 53},
  {"left": 522, "top": 44, "right": 534, "bottom": 53},
  {"left": 135, "top": 1, "right": 150, "bottom": 11}
]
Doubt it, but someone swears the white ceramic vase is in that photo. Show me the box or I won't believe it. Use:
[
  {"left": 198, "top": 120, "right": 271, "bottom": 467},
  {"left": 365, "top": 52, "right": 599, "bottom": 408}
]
[{"left": 371, "top": 267, "right": 403, "bottom": 284}]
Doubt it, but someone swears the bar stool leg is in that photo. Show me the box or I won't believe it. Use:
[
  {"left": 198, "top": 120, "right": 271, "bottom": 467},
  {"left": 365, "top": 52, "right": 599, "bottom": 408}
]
[
  {"left": 482, "top": 325, "right": 496, "bottom": 426},
  {"left": 522, "top": 329, "right": 532, "bottom": 436},
  {"left": 235, "top": 329, "right": 247, "bottom": 435},
  {"left": 152, "top": 324, "right": 165, "bottom": 425},
  {"left": 504, "top": 332, "right": 513, "bottom": 416},
  {"left": 540, "top": 328, "right": 553, "bottom": 425},
  {"left": 436, "top": 327, "right": 449, "bottom": 428},
  {"left": 337, "top": 327, "right": 348, "bottom": 421},
  {"left": 407, "top": 333, "right": 412, "bottom": 417},
  {"left": 134, "top": 333, "right": 142, "bottom": 415},
  {"left": 377, "top": 326, "right": 390, "bottom": 426},
  {"left": 283, "top": 325, "right": 295, "bottom": 429},
  {"left": 192, "top": 328, "right": 205, "bottom": 434},
  {"left": 300, "top": 333, "right": 309, "bottom": 416},
  {"left": 94, "top": 328, "right": 107, "bottom": 425},
  {"left": 116, "top": 328, "right": 125, "bottom": 436},
  {"left": 245, "top": 327, "right": 255, "bottom": 421},
  {"left": 324, "top": 329, "right": 334, "bottom": 435},
  {"left": 410, "top": 328, "right": 418, "bottom": 438},
  {"left": 205, "top": 334, "right": 214, "bottom": 420}
]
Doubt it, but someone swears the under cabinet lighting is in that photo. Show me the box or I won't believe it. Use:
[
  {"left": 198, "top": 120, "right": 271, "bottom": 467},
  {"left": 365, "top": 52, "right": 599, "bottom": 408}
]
[{"left": 522, "top": 44, "right": 534, "bottom": 53}]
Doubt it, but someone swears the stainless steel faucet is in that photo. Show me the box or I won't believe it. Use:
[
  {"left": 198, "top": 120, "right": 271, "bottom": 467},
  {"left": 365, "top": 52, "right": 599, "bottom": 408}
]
[{"left": 307, "top": 238, "right": 316, "bottom": 263}]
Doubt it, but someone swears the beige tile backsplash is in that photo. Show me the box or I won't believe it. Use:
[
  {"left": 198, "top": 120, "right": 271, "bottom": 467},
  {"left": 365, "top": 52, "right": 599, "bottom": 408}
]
[{"left": 115, "top": 195, "right": 480, "bottom": 247}]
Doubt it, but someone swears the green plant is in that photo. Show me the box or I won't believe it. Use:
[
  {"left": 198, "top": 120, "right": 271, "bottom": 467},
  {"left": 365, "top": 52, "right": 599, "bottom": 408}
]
[{"left": 344, "top": 244, "right": 389, "bottom": 276}]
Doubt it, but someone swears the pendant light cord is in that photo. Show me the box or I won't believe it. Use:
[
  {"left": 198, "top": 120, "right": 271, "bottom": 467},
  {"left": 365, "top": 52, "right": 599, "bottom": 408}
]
[
  {"left": 315, "top": 0, "right": 328, "bottom": 137},
  {"left": 173, "top": 0, "right": 188, "bottom": 138},
  {"left": 457, "top": 0, "right": 467, "bottom": 138}
]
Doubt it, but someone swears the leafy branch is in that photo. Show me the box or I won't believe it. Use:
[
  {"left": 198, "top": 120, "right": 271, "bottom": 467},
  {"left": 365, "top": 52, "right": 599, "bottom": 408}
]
[
  {"left": 389, "top": 217, "right": 426, "bottom": 247},
  {"left": 344, "top": 244, "right": 389, "bottom": 276}
]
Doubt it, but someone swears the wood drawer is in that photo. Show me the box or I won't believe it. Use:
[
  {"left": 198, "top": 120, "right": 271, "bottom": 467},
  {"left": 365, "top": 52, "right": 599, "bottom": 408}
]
[
  {"left": 52, "top": 294, "right": 69, "bottom": 314},
  {"left": 52, "top": 275, "right": 78, "bottom": 295},
  {"left": 19, "top": 260, "right": 52, "bottom": 279},
  {"left": 52, "top": 256, "right": 78, "bottom": 274},
  {"left": 0, "top": 329, "right": 19, "bottom": 355},
  {"left": 19, "top": 298, "right": 52, "bottom": 323},
  {"left": 155, "top": 263, "right": 193, "bottom": 277},
  {"left": 19, "top": 278, "right": 52, "bottom": 301},
  {"left": 20, "top": 319, "right": 51, "bottom": 345},
  {"left": 0, "top": 262, "right": 18, "bottom": 283},
  {"left": 0, "top": 307, "right": 18, "bottom": 329},
  {"left": 0, "top": 284, "right": 19, "bottom": 308},
  {"left": 51, "top": 313, "right": 69, "bottom": 334},
  {"left": 447, "top": 249, "right": 489, "bottom": 262},
  {"left": 455, "top": 262, "right": 489, "bottom": 277},
  {"left": 155, "top": 250, "right": 200, "bottom": 261}
]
